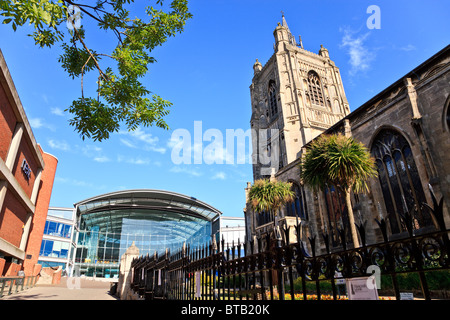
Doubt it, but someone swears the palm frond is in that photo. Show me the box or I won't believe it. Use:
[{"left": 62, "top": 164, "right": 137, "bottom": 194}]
[
  {"left": 248, "top": 179, "right": 295, "bottom": 216},
  {"left": 299, "top": 134, "right": 377, "bottom": 193}
]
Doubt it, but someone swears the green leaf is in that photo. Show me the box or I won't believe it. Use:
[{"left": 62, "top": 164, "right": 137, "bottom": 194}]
[{"left": 1, "top": 0, "right": 192, "bottom": 141}]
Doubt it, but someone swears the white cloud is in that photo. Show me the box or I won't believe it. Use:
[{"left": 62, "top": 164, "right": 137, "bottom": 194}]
[
  {"left": 48, "top": 139, "right": 70, "bottom": 151},
  {"left": 117, "top": 155, "right": 151, "bottom": 165},
  {"left": 129, "top": 127, "right": 159, "bottom": 144},
  {"left": 340, "top": 28, "right": 375, "bottom": 75},
  {"left": 128, "top": 158, "right": 150, "bottom": 165},
  {"left": 51, "top": 107, "right": 65, "bottom": 116},
  {"left": 147, "top": 146, "right": 167, "bottom": 154},
  {"left": 79, "top": 144, "right": 113, "bottom": 164},
  {"left": 29, "top": 118, "right": 44, "bottom": 128},
  {"left": 170, "top": 166, "right": 203, "bottom": 177},
  {"left": 399, "top": 44, "right": 416, "bottom": 52},
  {"left": 120, "top": 138, "right": 137, "bottom": 148},
  {"left": 119, "top": 127, "right": 166, "bottom": 154},
  {"left": 55, "top": 176, "right": 106, "bottom": 190},
  {"left": 93, "top": 156, "right": 110, "bottom": 163},
  {"left": 29, "top": 117, "right": 55, "bottom": 131},
  {"left": 41, "top": 94, "right": 49, "bottom": 104},
  {"left": 212, "top": 171, "right": 226, "bottom": 180},
  {"left": 81, "top": 145, "right": 102, "bottom": 157}
]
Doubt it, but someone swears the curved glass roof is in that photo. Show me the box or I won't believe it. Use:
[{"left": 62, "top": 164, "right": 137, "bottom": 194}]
[{"left": 74, "top": 189, "right": 222, "bottom": 227}]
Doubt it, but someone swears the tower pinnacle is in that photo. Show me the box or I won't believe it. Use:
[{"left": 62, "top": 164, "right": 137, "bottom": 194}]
[{"left": 279, "top": 12, "right": 296, "bottom": 46}]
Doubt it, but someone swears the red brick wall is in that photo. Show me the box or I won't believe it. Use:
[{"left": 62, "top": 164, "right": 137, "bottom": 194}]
[
  {"left": 33, "top": 263, "right": 42, "bottom": 277},
  {"left": 0, "top": 189, "right": 28, "bottom": 247},
  {"left": 41, "top": 266, "right": 62, "bottom": 284},
  {"left": 52, "top": 267, "right": 62, "bottom": 284},
  {"left": 11, "top": 138, "right": 38, "bottom": 199},
  {"left": 23, "top": 147, "right": 58, "bottom": 276},
  {"left": 4, "top": 262, "right": 20, "bottom": 276},
  {"left": 0, "top": 84, "right": 17, "bottom": 162},
  {"left": 0, "top": 258, "right": 5, "bottom": 275}
]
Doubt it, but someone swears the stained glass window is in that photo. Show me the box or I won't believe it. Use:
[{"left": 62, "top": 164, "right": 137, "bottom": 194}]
[{"left": 371, "top": 129, "right": 431, "bottom": 234}]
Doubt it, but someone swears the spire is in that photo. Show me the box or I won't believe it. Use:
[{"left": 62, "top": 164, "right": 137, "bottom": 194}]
[
  {"left": 281, "top": 11, "right": 289, "bottom": 30},
  {"left": 280, "top": 12, "right": 296, "bottom": 46}
]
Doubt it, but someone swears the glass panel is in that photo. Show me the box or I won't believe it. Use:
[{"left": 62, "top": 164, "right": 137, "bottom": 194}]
[
  {"left": 43, "top": 240, "right": 53, "bottom": 256},
  {"left": 47, "top": 221, "right": 57, "bottom": 235},
  {"left": 56, "top": 223, "right": 64, "bottom": 237},
  {"left": 44, "top": 221, "right": 50, "bottom": 235},
  {"left": 376, "top": 159, "right": 400, "bottom": 233},
  {"left": 403, "top": 146, "right": 431, "bottom": 227},
  {"left": 63, "top": 224, "right": 72, "bottom": 238},
  {"left": 393, "top": 150, "right": 415, "bottom": 213},
  {"left": 47, "top": 209, "right": 73, "bottom": 220},
  {"left": 384, "top": 154, "right": 406, "bottom": 232},
  {"left": 74, "top": 204, "right": 214, "bottom": 277},
  {"left": 371, "top": 129, "right": 431, "bottom": 234}
]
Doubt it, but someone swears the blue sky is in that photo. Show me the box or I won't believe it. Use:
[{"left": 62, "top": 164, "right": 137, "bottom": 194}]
[{"left": 0, "top": 0, "right": 449, "bottom": 217}]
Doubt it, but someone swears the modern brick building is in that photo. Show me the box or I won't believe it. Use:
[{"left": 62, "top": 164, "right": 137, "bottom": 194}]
[{"left": 0, "top": 48, "right": 58, "bottom": 277}]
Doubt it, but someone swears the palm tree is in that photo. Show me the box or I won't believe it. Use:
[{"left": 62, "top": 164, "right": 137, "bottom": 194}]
[
  {"left": 299, "top": 134, "right": 378, "bottom": 248},
  {"left": 248, "top": 178, "right": 295, "bottom": 299},
  {"left": 248, "top": 178, "right": 295, "bottom": 240}
]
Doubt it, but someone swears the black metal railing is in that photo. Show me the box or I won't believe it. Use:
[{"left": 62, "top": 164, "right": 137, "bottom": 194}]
[
  {"left": 130, "top": 191, "right": 449, "bottom": 301},
  {"left": 0, "top": 275, "right": 39, "bottom": 298}
]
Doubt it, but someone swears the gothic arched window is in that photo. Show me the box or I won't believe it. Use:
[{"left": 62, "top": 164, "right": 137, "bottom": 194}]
[
  {"left": 285, "top": 182, "right": 308, "bottom": 220},
  {"left": 268, "top": 81, "right": 278, "bottom": 117},
  {"left": 307, "top": 71, "right": 324, "bottom": 106},
  {"left": 371, "top": 129, "right": 432, "bottom": 234}
]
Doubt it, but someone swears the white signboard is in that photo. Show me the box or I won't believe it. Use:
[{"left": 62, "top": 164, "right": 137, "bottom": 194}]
[
  {"left": 400, "top": 292, "right": 414, "bottom": 300},
  {"left": 195, "top": 271, "right": 202, "bottom": 298},
  {"left": 346, "top": 277, "right": 379, "bottom": 300}
]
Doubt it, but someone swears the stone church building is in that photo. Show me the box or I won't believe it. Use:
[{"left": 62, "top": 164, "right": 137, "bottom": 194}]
[{"left": 244, "top": 15, "right": 450, "bottom": 252}]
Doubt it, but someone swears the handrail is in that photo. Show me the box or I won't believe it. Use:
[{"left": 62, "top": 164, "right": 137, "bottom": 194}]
[{"left": 0, "top": 275, "right": 39, "bottom": 298}]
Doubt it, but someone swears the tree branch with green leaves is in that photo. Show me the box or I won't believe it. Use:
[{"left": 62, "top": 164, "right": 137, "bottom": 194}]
[{"left": 1, "top": 0, "right": 192, "bottom": 141}]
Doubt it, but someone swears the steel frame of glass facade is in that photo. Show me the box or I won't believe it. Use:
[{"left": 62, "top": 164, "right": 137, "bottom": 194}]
[
  {"left": 71, "top": 190, "right": 221, "bottom": 279},
  {"left": 38, "top": 207, "right": 76, "bottom": 274}
]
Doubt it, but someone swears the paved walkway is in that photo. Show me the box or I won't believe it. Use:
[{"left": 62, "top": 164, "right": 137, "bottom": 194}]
[{"left": 1, "top": 277, "right": 118, "bottom": 300}]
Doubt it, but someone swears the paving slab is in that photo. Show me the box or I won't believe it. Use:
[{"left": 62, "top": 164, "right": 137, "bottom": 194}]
[{"left": 1, "top": 277, "right": 118, "bottom": 300}]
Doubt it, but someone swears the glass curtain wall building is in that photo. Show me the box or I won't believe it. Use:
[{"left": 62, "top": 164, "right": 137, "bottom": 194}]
[
  {"left": 38, "top": 207, "right": 76, "bottom": 274},
  {"left": 72, "top": 190, "right": 222, "bottom": 278}
]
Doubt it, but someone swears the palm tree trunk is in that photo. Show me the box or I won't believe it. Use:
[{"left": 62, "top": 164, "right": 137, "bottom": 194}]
[{"left": 345, "top": 189, "right": 360, "bottom": 248}]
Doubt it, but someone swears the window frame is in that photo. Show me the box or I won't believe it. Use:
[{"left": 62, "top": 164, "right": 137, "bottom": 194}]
[
  {"left": 307, "top": 70, "right": 325, "bottom": 107},
  {"left": 371, "top": 129, "right": 431, "bottom": 234},
  {"left": 268, "top": 80, "right": 278, "bottom": 117}
]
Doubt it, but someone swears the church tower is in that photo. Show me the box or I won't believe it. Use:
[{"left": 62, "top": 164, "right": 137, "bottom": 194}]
[{"left": 250, "top": 14, "right": 350, "bottom": 180}]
